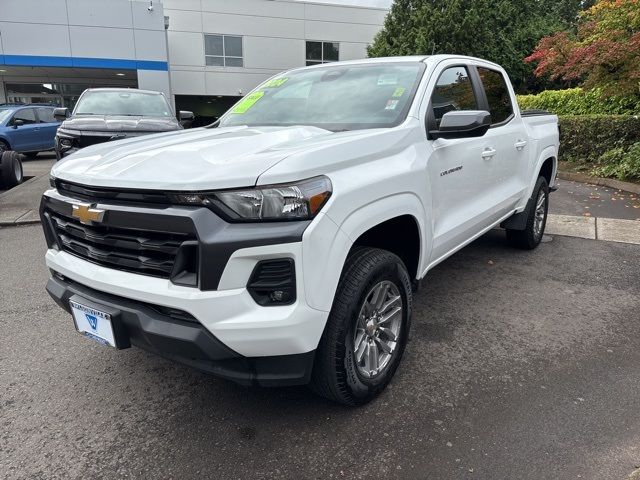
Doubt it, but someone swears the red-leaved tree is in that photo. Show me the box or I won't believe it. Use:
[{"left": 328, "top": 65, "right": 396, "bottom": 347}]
[{"left": 526, "top": 0, "right": 640, "bottom": 95}]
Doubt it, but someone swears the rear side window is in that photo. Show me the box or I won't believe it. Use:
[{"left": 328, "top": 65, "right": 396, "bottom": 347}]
[
  {"left": 37, "top": 108, "right": 56, "bottom": 123},
  {"left": 478, "top": 68, "right": 513, "bottom": 125},
  {"left": 12, "top": 108, "right": 36, "bottom": 125},
  {"left": 431, "top": 66, "right": 478, "bottom": 125}
]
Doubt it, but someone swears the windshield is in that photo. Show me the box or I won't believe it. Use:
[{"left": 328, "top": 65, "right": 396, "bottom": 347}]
[
  {"left": 74, "top": 91, "right": 172, "bottom": 117},
  {"left": 0, "top": 108, "right": 13, "bottom": 125},
  {"left": 219, "top": 63, "right": 425, "bottom": 131}
]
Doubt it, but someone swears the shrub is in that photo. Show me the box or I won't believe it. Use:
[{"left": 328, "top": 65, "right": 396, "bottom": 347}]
[
  {"left": 559, "top": 115, "right": 640, "bottom": 162},
  {"left": 517, "top": 88, "right": 640, "bottom": 116},
  {"left": 591, "top": 143, "right": 640, "bottom": 181}
]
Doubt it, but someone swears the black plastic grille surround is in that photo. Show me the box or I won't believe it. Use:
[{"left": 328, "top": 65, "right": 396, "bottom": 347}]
[
  {"left": 48, "top": 208, "right": 195, "bottom": 279},
  {"left": 40, "top": 188, "right": 310, "bottom": 291}
]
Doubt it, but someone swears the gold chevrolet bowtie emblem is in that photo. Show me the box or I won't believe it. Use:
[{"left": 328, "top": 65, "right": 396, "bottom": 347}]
[{"left": 71, "top": 203, "right": 105, "bottom": 225}]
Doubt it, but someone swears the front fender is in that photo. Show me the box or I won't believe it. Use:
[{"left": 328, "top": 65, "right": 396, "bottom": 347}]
[{"left": 302, "top": 194, "right": 429, "bottom": 312}]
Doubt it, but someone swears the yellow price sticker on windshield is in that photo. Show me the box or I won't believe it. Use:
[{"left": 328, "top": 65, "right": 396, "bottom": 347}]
[
  {"left": 392, "top": 87, "right": 406, "bottom": 97},
  {"left": 264, "top": 77, "right": 288, "bottom": 88},
  {"left": 231, "top": 91, "right": 265, "bottom": 114}
]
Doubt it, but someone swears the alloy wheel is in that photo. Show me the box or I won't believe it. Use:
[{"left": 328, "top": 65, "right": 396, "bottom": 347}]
[
  {"left": 533, "top": 188, "right": 547, "bottom": 240},
  {"left": 352, "top": 280, "right": 403, "bottom": 379}
]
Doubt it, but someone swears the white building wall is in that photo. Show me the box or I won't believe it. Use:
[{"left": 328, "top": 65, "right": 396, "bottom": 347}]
[
  {"left": 0, "top": 0, "right": 387, "bottom": 103},
  {"left": 0, "top": 0, "right": 171, "bottom": 103},
  {"left": 164, "top": 0, "right": 387, "bottom": 97}
]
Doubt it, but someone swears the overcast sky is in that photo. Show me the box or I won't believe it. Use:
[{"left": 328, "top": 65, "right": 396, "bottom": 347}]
[{"left": 294, "top": 0, "right": 392, "bottom": 7}]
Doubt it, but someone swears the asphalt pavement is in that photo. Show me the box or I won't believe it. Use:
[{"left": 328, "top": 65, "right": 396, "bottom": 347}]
[
  {"left": 551, "top": 179, "right": 640, "bottom": 221},
  {"left": 1, "top": 224, "right": 639, "bottom": 480}
]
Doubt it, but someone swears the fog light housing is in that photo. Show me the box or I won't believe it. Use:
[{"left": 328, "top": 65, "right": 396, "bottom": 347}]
[{"left": 247, "top": 259, "right": 296, "bottom": 306}]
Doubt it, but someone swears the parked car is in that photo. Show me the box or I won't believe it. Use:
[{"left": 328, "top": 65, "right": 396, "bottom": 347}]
[
  {"left": 54, "top": 88, "right": 194, "bottom": 159},
  {"left": 0, "top": 104, "right": 60, "bottom": 157},
  {"left": 41, "top": 56, "right": 559, "bottom": 405}
]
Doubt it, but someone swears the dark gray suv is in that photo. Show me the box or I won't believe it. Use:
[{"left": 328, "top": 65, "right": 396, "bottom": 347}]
[{"left": 54, "top": 88, "right": 193, "bottom": 159}]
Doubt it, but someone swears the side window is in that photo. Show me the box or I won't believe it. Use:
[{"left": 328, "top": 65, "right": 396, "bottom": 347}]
[
  {"left": 431, "top": 66, "right": 478, "bottom": 125},
  {"left": 37, "top": 108, "right": 57, "bottom": 123},
  {"left": 12, "top": 108, "right": 36, "bottom": 125},
  {"left": 478, "top": 67, "right": 513, "bottom": 125}
]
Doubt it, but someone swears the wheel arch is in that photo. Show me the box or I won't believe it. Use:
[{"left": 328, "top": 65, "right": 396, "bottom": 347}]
[
  {"left": 303, "top": 194, "right": 429, "bottom": 314},
  {"left": 529, "top": 146, "right": 557, "bottom": 198},
  {"left": 337, "top": 193, "right": 428, "bottom": 282},
  {"left": 0, "top": 135, "right": 12, "bottom": 149}
]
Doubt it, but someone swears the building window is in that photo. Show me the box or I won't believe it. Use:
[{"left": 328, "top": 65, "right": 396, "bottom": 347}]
[
  {"left": 205, "top": 34, "right": 243, "bottom": 67},
  {"left": 306, "top": 41, "right": 339, "bottom": 66}
]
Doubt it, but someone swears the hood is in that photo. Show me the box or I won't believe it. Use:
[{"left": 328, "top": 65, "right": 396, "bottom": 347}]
[
  {"left": 52, "top": 125, "right": 336, "bottom": 190},
  {"left": 60, "top": 115, "right": 181, "bottom": 133}
]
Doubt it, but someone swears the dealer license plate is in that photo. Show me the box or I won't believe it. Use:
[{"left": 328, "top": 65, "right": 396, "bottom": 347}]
[{"left": 70, "top": 300, "right": 117, "bottom": 348}]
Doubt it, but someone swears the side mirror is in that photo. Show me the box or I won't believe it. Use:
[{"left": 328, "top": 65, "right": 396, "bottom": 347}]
[
  {"left": 12, "top": 119, "right": 24, "bottom": 128},
  {"left": 179, "top": 110, "right": 194, "bottom": 128},
  {"left": 53, "top": 107, "right": 69, "bottom": 121},
  {"left": 430, "top": 110, "right": 492, "bottom": 140}
]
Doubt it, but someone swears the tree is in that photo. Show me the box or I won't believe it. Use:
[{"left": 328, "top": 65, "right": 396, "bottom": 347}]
[
  {"left": 367, "top": 0, "right": 583, "bottom": 90},
  {"left": 526, "top": 0, "right": 640, "bottom": 95}
]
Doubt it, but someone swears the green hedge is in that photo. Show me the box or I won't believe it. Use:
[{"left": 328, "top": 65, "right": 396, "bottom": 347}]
[
  {"left": 559, "top": 115, "right": 640, "bottom": 181},
  {"left": 517, "top": 88, "right": 640, "bottom": 116},
  {"left": 559, "top": 115, "right": 640, "bottom": 162},
  {"left": 591, "top": 143, "right": 640, "bottom": 181}
]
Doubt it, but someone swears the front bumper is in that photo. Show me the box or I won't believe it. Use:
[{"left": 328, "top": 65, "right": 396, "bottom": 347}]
[
  {"left": 40, "top": 187, "right": 344, "bottom": 381},
  {"left": 46, "top": 273, "right": 316, "bottom": 387}
]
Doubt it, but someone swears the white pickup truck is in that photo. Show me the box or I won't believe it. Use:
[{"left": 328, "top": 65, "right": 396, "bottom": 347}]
[{"left": 41, "top": 55, "right": 559, "bottom": 405}]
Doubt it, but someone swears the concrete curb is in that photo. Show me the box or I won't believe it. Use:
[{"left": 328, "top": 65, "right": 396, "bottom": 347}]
[
  {"left": 557, "top": 171, "right": 640, "bottom": 195},
  {"left": 0, "top": 219, "right": 41, "bottom": 227},
  {"left": 546, "top": 213, "right": 640, "bottom": 245}
]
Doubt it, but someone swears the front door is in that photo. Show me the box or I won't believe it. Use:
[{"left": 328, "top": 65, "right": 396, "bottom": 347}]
[
  {"left": 8, "top": 108, "right": 41, "bottom": 152},
  {"left": 426, "top": 65, "right": 496, "bottom": 263}
]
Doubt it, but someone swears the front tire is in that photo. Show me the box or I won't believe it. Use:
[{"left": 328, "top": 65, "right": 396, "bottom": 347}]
[
  {"left": 506, "top": 176, "right": 549, "bottom": 250},
  {"left": 310, "top": 248, "right": 412, "bottom": 406}
]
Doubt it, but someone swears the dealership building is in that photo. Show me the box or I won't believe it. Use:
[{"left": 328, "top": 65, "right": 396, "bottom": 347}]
[{"left": 0, "top": 0, "right": 387, "bottom": 123}]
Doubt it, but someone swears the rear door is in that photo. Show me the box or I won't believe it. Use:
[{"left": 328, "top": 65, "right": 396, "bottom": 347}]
[
  {"left": 425, "top": 63, "right": 496, "bottom": 262},
  {"left": 475, "top": 66, "right": 529, "bottom": 218},
  {"left": 7, "top": 108, "right": 40, "bottom": 152},
  {"left": 35, "top": 107, "right": 61, "bottom": 150}
]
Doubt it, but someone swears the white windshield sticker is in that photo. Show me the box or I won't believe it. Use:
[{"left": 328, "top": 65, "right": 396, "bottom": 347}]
[
  {"left": 377, "top": 74, "right": 398, "bottom": 86},
  {"left": 385, "top": 99, "right": 400, "bottom": 110}
]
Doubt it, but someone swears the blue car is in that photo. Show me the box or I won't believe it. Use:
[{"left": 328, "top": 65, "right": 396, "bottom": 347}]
[{"left": 0, "top": 104, "right": 61, "bottom": 158}]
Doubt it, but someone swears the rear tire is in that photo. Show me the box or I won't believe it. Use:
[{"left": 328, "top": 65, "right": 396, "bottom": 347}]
[
  {"left": 0, "top": 151, "right": 24, "bottom": 189},
  {"left": 310, "top": 247, "right": 412, "bottom": 406},
  {"left": 506, "top": 176, "right": 549, "bottom": 250}
]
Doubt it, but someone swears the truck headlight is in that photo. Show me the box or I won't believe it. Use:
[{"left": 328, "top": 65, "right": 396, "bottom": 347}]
[
  {"left": 171, "top": 176, "right": 332, "bottom": 221},
  {"left": 56, "top": 132, "right": 77, "bottom": 152}
]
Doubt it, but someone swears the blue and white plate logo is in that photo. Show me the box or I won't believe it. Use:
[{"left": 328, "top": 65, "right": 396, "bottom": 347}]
[{"left": 85, "top": 313, "right": 98, "bottom": 330}]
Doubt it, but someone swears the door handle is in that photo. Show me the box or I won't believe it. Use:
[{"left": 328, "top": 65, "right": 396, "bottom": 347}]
[
  {"left": 481, "top": 148, "right": 497, "bottom": 159},
  {"left": 515, "top": 140, "right": 527, "bottom": 151}
]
